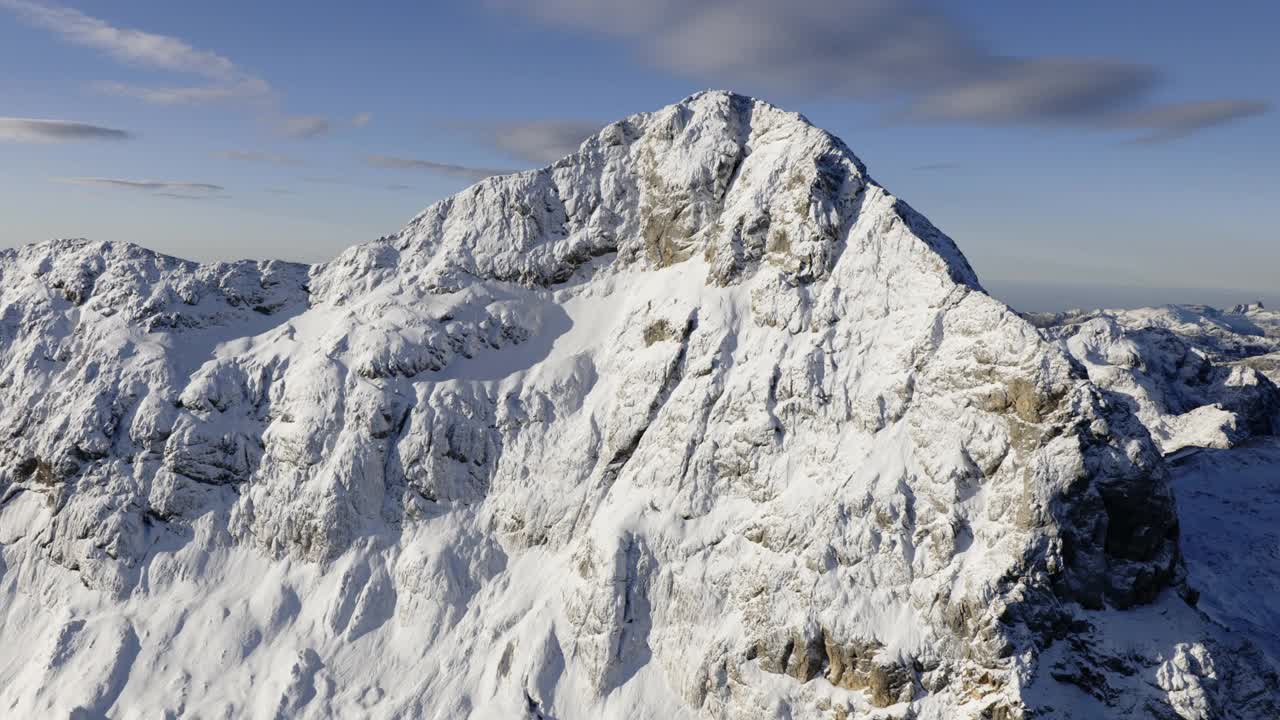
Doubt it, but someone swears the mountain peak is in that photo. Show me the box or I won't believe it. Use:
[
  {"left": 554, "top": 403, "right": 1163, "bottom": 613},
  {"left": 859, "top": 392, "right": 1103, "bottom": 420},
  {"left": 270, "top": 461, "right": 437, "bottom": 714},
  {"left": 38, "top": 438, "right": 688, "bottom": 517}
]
[
  {"left": 2, "top": 94, "right": 1272, "bottom": 719},
  {"left": 312, "top": 90, "right": 977, "bottom": 311}
]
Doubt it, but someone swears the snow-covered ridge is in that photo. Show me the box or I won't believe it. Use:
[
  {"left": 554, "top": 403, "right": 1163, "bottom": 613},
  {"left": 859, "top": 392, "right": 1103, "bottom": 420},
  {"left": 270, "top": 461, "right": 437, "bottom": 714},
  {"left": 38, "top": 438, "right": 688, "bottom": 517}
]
[
  {"left": 1030, "top": 304, "right": 1280, "bottom": 452},
  {"left": 1030, "top": 302, "right": 1280, "bottom": 378},
  {"left": 1, "top": 91, "right": 1276, "bottom": 719}
]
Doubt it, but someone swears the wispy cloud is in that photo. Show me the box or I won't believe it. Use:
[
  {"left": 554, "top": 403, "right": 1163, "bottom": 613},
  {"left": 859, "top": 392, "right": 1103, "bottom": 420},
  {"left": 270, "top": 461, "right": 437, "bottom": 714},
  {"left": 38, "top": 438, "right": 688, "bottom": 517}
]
[
  {"left": 438, "top": 118, "right": 601, "bottom": 167},
  {"left": 152, "top": 191, "right": 219, "bottom": 200},
  {"left": 911, "top": 162, "right": 961, "bottom": 172},
  {"left": 903, "top": 58, "right": 1158, "bottom": 124},
  {"left": 494, "top": 0, "right": 1268, "bottom": 141},
  {"left": 485, "top": 120, "right": 600, "bottom": 163},
  {"left": 278, "top": 115, "right": 330, "bottom": 139},
  {"left": 1, "top": 0, "right": 271, "bottom": 104},
  {"left": 0, "top": 116, "right": 132, "bottom": 142},
  {"left": 1, "top": 0, "right": 357, "bottom": 139},
  {"left": 276, "top": 112, "right": 375, "bottom": 139},
  {"left": 0, "top": 0, "right": 237, "bottom": 74},
  {"left": 304, "top": 176, "right": 416, "bottom": 192},
  {"left": 59, "top": 177, "right": 223, "bottom": 192},
  {"left": 366, "top": 155, "right": 508, "bottom": 181},
  {"left": 213, "top": 150, "right": 300, "bottom": 165},
  {"left": 1106, "top": 99, "right": 1270, "bottom": 144},
  {"left": 94, "top": 80, "right": 269, "bottom": 105},
  {"left": 57, "top": 176, "right": 226, "bottom": 199}
]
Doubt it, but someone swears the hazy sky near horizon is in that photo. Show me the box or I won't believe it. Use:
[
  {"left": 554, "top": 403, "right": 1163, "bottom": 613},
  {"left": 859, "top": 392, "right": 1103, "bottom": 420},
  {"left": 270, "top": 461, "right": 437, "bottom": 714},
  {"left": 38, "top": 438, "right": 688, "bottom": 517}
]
[{"left": 2, "top": 0, "right": 1276, "bottom": 310}]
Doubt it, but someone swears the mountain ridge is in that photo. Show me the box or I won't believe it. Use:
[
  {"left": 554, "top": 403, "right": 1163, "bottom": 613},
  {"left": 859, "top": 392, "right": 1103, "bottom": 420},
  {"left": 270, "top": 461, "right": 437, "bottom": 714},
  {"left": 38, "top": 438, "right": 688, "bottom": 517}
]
[{"left": 0, "top": 91, "right": 1275, "bottom": 719}]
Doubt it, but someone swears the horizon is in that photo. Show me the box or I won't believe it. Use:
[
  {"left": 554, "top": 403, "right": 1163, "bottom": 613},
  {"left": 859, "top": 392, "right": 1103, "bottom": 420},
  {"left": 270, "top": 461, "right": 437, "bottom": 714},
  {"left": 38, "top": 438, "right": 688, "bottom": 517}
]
[{"left": 2, "top": 0, "right": 1276, "bottom": 310}]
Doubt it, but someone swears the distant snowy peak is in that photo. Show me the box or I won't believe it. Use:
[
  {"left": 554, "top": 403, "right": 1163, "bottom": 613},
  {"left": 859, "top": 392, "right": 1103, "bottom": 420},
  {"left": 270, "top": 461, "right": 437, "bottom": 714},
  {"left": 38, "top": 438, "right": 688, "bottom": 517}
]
[
  {"left": 1029, "top": 302, "right": 1280, "bottom": 365},
  {"left": 1031, "top": 303, "right": 1280, "bottom": 451}
]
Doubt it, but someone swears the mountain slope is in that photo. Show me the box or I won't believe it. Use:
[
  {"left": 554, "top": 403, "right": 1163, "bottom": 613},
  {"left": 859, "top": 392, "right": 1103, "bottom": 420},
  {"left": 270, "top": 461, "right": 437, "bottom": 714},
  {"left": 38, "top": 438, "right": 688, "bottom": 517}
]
[{"left": 1, "top": 91, "right": 1275, "bottom": 719}]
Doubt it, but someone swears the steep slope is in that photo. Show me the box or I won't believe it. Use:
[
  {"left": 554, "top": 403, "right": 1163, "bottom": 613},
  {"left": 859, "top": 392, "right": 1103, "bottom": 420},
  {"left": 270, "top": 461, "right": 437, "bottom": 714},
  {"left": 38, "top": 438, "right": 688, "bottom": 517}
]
[
  {"left": 1169, "top": 439, "right": 1280, "bottom": 662},
  {"left": 1, "top": 92, "right": 1275, "bottom": 719}
]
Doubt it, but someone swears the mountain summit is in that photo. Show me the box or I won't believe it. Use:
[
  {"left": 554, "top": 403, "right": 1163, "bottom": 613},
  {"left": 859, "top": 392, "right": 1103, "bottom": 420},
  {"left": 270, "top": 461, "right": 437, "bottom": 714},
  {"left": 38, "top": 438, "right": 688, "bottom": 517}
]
[{"left": 1, "top": 91, "right": 1275, "bottom": 719}]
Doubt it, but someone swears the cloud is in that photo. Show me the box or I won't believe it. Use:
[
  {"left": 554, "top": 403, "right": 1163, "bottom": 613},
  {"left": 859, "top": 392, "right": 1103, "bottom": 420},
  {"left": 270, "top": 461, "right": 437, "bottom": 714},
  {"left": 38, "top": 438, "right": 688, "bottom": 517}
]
[
  {"left": 58, "top": 177, "right": 225, "bottom": 199},
  {"left": 303, "top": 176, "right": 417, "bottom": 192},
  {"left": 213, "top": 150, "right": 300, "bottom": 165},
  {"left": 95, "top": 79, "right": 270, "bottom": 105},
  {"left": 0, "top": 116, "right": 132, "bottom": 142},
  {"left": 911, "top": 162, "right": 961, "bottom": 172},
  {"left": 278, "top": 115, "right": 331, "bottom": 139},
  {"left": 494, "top": 0, "right": 1267, "bottom": 139},
  {"left": 905, "top": 59, "right": 1159, "bottom": 124},
  {"left": 1, "top": 0, "right": 271, "bottom": 104},
  {"left": 1107, "top": 99, "right": 1271, "bottom": 143},
  {"left": 366, "top": 155, "right": 508, "bottom": 181},
  {"left": 2, "top": 1, "right": 355, "bottom": 137},
  {"left": 151, "top": 191, "right": 218, "bottom": 200},
  {"left": 0, "top": 0, "right": 237, "bottom": 75},
  {"left": 276, "top": 113, "right": 378, "bottom": 139},
  {"left": 438, "top": 118, "right": 601, "bottom": 167},
  {"left": 488, "top": 120, "right": 601, "bottom": 163}
]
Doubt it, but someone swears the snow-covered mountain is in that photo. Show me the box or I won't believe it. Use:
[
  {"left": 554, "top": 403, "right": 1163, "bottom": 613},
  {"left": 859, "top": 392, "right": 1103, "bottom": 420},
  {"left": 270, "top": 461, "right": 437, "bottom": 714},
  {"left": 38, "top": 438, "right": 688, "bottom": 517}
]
[
  {"left": 1031, "top": 303, "right": 1280, "bottom": 385},
  {"left": 1, "top": 91, "right": 1276, "bottom": 719}
]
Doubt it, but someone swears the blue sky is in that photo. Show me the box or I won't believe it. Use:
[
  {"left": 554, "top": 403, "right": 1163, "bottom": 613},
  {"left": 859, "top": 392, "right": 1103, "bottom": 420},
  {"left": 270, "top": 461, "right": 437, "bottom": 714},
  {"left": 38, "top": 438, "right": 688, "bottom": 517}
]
[{"left": 2, "top": 0, "right": 1276, "bottom": 310}]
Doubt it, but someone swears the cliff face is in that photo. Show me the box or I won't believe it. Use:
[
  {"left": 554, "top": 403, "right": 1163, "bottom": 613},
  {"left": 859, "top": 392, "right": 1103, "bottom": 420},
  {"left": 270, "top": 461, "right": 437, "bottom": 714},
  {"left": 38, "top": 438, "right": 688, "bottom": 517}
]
[{"left": 0, "top": 91, "right": 1274, "bottom": 719}]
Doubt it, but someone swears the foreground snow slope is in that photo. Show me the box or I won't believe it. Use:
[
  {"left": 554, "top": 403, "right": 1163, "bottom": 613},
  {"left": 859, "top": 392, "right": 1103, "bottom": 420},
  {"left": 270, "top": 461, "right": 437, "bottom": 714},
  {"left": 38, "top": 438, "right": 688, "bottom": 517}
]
[
  {"left": 1169, "top": 439, "right": 1280, "bottom": 661},
  {"left": 1, "top": 92, "right": 1276, "bottom": 719}
]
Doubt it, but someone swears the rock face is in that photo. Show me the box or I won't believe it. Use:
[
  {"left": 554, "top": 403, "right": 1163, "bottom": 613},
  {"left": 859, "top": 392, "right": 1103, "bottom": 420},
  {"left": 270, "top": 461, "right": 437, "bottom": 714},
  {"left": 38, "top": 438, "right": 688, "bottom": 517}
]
[{"left": 0, "top": 92, "right": 1275, "bottom": 719}]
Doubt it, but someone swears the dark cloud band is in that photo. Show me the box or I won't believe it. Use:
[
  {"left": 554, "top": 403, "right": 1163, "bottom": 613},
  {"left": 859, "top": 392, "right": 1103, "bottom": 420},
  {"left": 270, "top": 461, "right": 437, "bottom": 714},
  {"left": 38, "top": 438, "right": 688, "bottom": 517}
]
[
  {"left": 58, "top": 177, "right": 224, "bottom": 193},
  {"left": 494, "top": 0, "right": 1267, "bottom": 140},
  {"left": 365, "top": 155, "right": 508, "bottom": 181},
  {"left": 0, "top": 117, "right": 132, "bottom": 142}
]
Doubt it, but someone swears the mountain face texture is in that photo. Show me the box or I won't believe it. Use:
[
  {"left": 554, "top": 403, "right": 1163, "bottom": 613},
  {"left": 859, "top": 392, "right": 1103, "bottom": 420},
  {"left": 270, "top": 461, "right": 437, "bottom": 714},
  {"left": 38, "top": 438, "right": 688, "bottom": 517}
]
[{"left": 1, "top": 92, "right": 1277, "bottom": 719}]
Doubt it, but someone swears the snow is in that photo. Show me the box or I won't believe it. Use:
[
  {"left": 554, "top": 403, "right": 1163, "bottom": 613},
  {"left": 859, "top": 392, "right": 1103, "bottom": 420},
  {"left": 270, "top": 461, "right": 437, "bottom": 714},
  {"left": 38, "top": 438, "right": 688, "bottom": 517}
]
[
  {"left": 1033, "top": 310, "right": 1279, "bottom": 452},
  {"left": 1, "top": 91, "right": 1277, "bottom": 719},
  {"left": 1170, "top": 440, "right": 1280, "bottom": 661},
  {"left": 1022, "top": 439, "right": 1280, "bottom": 718}
]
